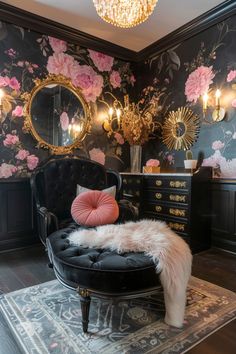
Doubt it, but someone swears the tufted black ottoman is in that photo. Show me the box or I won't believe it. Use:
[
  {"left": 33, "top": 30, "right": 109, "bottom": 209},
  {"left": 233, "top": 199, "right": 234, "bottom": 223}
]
[{"left": 46, "top": 224, "right": 161, "bottom": 332}]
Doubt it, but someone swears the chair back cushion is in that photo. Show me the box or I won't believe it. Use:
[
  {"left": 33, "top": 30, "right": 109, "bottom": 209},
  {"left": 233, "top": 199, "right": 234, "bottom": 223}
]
[
  {"left": 32, "top": 157, "right": 108, "bottom": 219},
  {"left": 71, "top": 190, "right": 119, "bottom": 227}
]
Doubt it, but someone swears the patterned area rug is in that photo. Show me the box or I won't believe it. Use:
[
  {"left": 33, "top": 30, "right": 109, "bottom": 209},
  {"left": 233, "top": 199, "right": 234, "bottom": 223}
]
[{"left": 0, "top": 277, "right": 235, "bottom": 354}]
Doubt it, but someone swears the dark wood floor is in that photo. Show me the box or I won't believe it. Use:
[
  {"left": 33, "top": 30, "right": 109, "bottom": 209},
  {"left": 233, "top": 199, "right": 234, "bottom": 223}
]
[{"left": 0, "top": 245, "right": 235, "bottom": 354}]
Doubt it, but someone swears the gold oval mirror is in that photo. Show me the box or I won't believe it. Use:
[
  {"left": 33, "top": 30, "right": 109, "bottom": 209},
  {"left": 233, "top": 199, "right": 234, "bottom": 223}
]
[{"left": 22, "top": 74, "right": 91, "bottom": 154}]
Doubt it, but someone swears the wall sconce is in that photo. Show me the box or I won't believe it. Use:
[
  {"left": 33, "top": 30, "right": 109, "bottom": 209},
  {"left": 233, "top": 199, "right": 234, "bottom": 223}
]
[
  {"left": 100, "top": 92, "right": 158, "bottom": 145},
  {"left": 202, "top": 89, "right": 225, "bottom": 123},
  {"left": 100, "top": 92, "right": 123, "bottom": 137}
]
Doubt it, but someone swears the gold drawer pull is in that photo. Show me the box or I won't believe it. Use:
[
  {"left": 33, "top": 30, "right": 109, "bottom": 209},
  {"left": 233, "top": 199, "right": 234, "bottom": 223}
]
[
  {"left": 169, "top": 194, "right": 186, "bottom": 202},
  {"left": 155, "top": 180, "right": 162, "bottom": 186},
  {"left": 155, "top": 206, "right": 162, "bottom": 212},
  {"left": 169, "top": 208, "right": 186, "bottom": 217},
  {"left": 155, "top": 192, "right": 162, "bottom": 199},
  {"left": 169, "top": 181, "right": 187, "bottom": 188},
  {"left": 168, "top": 222, "right": 185, "bottom": 232}
]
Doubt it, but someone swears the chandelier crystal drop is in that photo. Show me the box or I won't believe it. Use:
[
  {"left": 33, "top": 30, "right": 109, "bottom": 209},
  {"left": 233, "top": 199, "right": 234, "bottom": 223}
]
[{"left": 93, "top": 0, "right": 158, "bottom": 28}]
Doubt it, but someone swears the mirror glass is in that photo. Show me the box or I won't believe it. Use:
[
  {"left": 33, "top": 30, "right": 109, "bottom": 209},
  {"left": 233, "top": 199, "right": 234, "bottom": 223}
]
[
  {"left": 173, "top": 122, "right": 186, "bottom": 138},
  {"left": 30, "top": 84, "right": 86, "bottom": 147}
]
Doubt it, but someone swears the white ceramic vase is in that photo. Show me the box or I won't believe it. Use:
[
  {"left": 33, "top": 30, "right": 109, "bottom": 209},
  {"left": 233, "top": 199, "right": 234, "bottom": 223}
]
[{"left": 184, "top": 159, "right": 198, "bottom": 170}]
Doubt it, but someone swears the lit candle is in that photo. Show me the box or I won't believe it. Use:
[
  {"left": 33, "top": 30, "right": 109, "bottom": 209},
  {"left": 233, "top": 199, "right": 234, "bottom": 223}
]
[
  {"left": 68, "top": 124, "right": 71, "bottom": 133},
  {"left": 108, "top": 107, "right": 113, "bottom": 120},
  {"left": 203, "top": 92, "right": 208, "bottom": 111},
  {"left": 0, "top": 88, "right": 4, "bottom": 106},
  {"left": 215, "top": 89, "right": 221, "bottom": 107},
  {"left": 116, "top": 108, "right": 121, "bottom": 126}
]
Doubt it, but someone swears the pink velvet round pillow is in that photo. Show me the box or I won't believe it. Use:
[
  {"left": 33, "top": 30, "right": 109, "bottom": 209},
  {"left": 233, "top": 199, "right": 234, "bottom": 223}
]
[{"left": 71, "top": 190, "right": 119, "bottom": 227}]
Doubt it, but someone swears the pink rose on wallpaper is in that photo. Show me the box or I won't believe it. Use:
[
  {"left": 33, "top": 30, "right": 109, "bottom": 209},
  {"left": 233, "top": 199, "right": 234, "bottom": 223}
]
[
  {"left": 185, "top": 66, "right": 215, "bottom": 103},
  {"left": 110, "top": 70, "right": 121, "bottom": 89},
  {"left": 146, "top": 159, "right": 160, "bottom": 167},
  {"left": 226, "top": 70, "right": 236, "bottom": 82},
  {"left": 114, "top": 132, "right": 125, "bottom": 145},
  {"left": 47, "top": 53, "right": 76, "bottom": 77},
  {"left": 130, "top": 75, "right": 136, "bottom": 86},
  {"left": 9, "top": 77, "right": 21, "bottom": 91},
  {"left": 17, "top": 61, "right": 24, "bottom": 67},
  {"left": 60, "top": 111, "right": 69, "bottom": 131},
  {"left": 88, "top": 50, "right": 114, "bottom": 72},
  {"left": 72, "top": 65, "right": 103, "bottom": 102},
  {"left": 12, "top": 105, "right": 23, "bottom": 117},
  {"left": 167, "top": 154, "right": 174, "bottom": 162},
  {"left": 3, "top": 134, "right": 19, "bottom": 147},
  {"left": 212, "top": 140, "right": 224, "bottom": 150},
  {"left": 0, "top": 75, "right": 10, "bottom": 87},
  {"left": 0, "top": 163, "right": 17, "bottom": 178},
  {"left": 15, "top": 149, "right": 30, "bottom": 160},
  {"left": 202, "top": 150, "right": 224, "bottom": 168},
  {"left": 231, "top": 99, "right": 236, "bottom": 108},
  {"left": 27, "top": 155, "right": 39, "bottom": 170},
  {"left": 48, "top": 36, "right": 67, "bottom": 53},
  {"left": 89, "top": 148, "right": 105, "bottom": 165}
]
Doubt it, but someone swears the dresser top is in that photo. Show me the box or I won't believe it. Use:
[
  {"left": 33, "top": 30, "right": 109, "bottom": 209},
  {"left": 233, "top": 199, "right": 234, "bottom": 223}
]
[{"left": 120, "top": 172, "right": 194, "bottom": 177}]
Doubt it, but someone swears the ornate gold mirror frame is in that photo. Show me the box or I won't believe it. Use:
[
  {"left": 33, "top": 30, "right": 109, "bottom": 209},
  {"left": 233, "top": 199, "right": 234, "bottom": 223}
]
[
  {"left": 22, "top": 74, "right": 91, "bottom": 154},
  {"left": 162, "top": 107, "right": 200, "bottom": 150}
]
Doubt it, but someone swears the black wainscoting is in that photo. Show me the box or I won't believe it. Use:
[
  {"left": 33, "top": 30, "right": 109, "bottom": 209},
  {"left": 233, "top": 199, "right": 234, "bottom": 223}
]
[
  {"left": 211, "top": 179, "right": 236, "bottom": 253},
  {"left": 0, "top": 179, "right": 38, "bottom": 252}
]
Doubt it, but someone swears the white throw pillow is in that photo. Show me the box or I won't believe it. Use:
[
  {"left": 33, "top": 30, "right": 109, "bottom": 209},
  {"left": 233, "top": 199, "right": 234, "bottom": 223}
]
[{"left": 76, "top": 184, "right": 116, "bottom": 198}]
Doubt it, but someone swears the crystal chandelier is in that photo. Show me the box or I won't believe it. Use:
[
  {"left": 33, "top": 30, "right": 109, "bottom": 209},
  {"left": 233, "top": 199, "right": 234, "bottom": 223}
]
[{"left": 93, "top": 0, "right": 158, "bottom": 28}]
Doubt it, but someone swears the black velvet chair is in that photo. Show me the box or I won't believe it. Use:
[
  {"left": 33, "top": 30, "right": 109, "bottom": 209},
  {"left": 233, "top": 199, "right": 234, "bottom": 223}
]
[{"left": 31, "top": 156, "right": 161, "bottom": 332}]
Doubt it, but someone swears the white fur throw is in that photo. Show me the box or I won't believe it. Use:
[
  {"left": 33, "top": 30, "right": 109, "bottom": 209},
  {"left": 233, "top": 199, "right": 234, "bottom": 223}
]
[{"left": 69, "top": 219, "right": 192, "bottom": 328}]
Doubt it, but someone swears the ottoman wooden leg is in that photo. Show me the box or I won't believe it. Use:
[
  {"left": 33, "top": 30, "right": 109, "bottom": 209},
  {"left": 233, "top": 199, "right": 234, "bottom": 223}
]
[{"left": 78, "top": 288, "right": 91, "bottom": 333}]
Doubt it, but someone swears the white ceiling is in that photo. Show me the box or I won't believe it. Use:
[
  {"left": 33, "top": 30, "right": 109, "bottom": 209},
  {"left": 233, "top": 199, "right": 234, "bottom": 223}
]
[{"left": 1, "top": 0, "right": 226, "bottom": 51}]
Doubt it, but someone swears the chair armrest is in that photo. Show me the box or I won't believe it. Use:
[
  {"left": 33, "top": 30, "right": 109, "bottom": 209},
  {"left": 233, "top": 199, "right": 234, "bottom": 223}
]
[
  {"left": 36, "top": 207, "right": 59, "bottom": 245},
  {"left": 116, "top": 200, "right": 138, "bottom": 223}
]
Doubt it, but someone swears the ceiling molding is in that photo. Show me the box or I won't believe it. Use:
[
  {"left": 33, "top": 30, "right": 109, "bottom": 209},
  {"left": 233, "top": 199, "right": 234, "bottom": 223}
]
[
  {"left": 0, "top": 1, "right": 235, "bottom": 63},
  {"left": 139, "top": 0, "right": 236, "bottom": 61},
  {"left": 0, "top": 1, "right": 137, "bottom": 62}
]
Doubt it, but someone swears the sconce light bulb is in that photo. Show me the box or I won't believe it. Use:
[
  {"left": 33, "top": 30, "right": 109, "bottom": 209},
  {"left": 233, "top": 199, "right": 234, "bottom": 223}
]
[
  {"left": 108, "top": 107, "right": 113, "bottom": 118},
  {"left": 215, "top": 89, "right": 221, "bottom": 107},
  {"left": 116, "top": 108, "right": 121, "bottom": 118},
  {"left": 0, "top": 88, "right": 4, "bottom": 106},
  {"left": 203, "top": 92, "right": 208, "bottom": 111},
  {"left": 215, "top": 89, "right": 221, "bottom": 98}
]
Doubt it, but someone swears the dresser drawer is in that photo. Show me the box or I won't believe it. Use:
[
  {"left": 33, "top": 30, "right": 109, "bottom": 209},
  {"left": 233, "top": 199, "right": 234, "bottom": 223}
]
[
  {"left": 144, "top": 176, "right": 190, "bottom": 190},
  {"left": 122, "top": 176, "right": 142, "bottom": 186},
  {"left": 143, "top": 189, "right": 189, "bottom": 204},
  {"left": 142, "top": 211, "right": 189, "bottom": 235},
  {"left": 143, "top": 202, "right": 188, "bottom": 219},
  {"left": 123, "top": 187, "right": 141, "bottom": 197}
]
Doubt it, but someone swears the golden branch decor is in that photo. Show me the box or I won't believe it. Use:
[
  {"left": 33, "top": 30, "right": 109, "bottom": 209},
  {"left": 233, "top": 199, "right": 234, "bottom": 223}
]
[
  {"left": 121, "top": 95, "right": 156, "bottom": 145},
  {"left": 162, "top": 107, "right": 200, "bottom": 150}
]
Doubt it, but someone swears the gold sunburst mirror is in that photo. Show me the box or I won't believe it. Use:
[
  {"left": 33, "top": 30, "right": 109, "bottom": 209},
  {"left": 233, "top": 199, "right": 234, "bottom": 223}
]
[
  {"left": 22, "top": 74, "right": 91, "bottom": 154},
  {"left": 162, "top": 107, "right": 200, "bottom": 151}
]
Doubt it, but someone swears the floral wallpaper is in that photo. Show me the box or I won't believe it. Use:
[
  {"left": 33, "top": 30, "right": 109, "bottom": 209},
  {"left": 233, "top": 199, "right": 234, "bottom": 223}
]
[
  {"left": 0, "top": 20, "right": 135, "bottom": 178},
  {"left": 139, "top": 16, "right": 236, "bottom": 178},
  {"left": 1, "top": 12, "right": 236, "bottom": 180}
]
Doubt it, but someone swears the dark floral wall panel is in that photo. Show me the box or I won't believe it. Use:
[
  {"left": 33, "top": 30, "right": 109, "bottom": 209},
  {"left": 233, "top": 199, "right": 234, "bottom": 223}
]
[
  {"left": 140, "top": 15, "right": 236, "bottom": 178},
  {"left": 0, "top": 20, "right": 135, "bottom": 178}
]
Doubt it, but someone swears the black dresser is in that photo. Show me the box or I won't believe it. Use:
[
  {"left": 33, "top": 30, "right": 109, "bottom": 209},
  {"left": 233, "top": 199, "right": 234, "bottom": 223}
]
[
  {"left": 0, "top": 179, "right": 38, "bottom": 251},
  {"left": 121, "top": 167, "right": 212, "bottom": 253}
]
